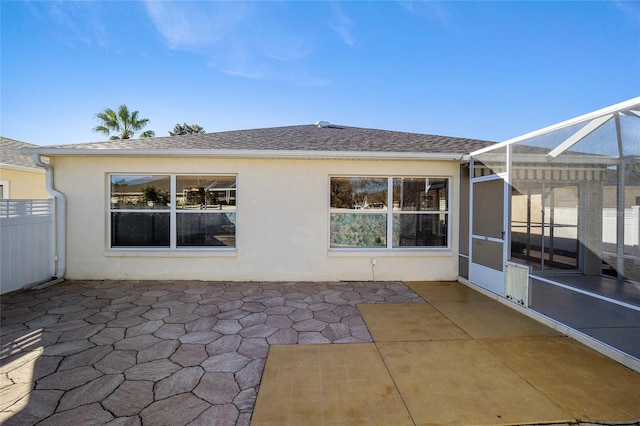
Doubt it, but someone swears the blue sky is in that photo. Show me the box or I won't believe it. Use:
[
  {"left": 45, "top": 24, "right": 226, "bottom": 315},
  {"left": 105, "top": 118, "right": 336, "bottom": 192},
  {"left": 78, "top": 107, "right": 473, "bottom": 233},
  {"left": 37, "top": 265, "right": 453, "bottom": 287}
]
[{"left": 2, "top": 1, "right": 639, "bottom": 146}]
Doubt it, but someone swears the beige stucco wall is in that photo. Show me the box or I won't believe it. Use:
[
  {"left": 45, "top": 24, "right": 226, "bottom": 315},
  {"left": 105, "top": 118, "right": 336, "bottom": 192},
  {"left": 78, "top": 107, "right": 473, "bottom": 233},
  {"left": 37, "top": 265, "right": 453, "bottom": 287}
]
[
  {"left": 52, "top": 155, "right": 460, "bottom": 282},
  {"left": 0, "top": 167, "right": 48, "bottom": 199}
]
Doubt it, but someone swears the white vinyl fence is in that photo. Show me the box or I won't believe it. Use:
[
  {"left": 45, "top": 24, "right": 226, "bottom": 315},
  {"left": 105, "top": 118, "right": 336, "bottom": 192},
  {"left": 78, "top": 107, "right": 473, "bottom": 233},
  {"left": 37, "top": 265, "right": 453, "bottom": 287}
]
[
  {"left": 1, "top": 199, "right": 55, "bottom": 294},
  {"left": 603, "top": 206, "right": 640, "bottom": 247}
]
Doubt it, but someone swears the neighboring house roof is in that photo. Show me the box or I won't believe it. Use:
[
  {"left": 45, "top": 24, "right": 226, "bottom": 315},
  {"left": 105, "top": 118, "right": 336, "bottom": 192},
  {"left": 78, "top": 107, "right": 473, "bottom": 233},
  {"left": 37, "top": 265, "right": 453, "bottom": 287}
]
[
  {"left": 0, "top": 137, "right": 45, "bottom": 171},
  {"left": 16, "top": 124, "right": 495, "bottom": 161}
]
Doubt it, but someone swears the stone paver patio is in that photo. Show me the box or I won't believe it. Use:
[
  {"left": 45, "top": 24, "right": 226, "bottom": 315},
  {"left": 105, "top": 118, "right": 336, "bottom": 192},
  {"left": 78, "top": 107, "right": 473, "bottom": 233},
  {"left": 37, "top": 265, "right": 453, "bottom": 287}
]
[{"left": 0, "top": 280, "right": 422, "bottom": 425}]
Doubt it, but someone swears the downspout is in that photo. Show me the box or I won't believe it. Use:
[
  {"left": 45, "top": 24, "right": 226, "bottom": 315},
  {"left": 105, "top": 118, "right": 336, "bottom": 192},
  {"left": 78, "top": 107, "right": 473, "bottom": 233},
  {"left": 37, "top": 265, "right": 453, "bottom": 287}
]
[{"left": 28, "top": 154, "right": 67, "bottom": 287}]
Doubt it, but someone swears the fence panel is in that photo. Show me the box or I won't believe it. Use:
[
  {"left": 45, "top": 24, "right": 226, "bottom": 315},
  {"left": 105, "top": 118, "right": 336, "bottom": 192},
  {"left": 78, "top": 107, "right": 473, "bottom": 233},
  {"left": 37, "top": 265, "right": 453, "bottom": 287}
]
[{"left": 0, "top": 199, "right": 55, "bottom": 294}]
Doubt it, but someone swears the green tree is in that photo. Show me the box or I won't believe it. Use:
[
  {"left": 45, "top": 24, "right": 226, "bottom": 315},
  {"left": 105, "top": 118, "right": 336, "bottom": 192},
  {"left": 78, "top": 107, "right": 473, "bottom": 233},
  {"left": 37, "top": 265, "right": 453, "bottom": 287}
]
[
  {"left": 169, "top": 123, "right": 205, "bottom": 136},
  {"left": 93, "top": 104, "right": 155, "bottom": 140}
]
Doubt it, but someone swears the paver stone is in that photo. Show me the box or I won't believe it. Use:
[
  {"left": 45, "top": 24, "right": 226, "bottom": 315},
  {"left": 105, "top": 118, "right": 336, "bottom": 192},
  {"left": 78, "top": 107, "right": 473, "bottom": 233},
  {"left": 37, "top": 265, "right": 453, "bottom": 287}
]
[
  {"left": 333, "top": 305, "right": 358, "bottom": 317},
  {"left": 293, "top": 318, "right": 327, "bottom": 332},
  {"left": 322, "top": 322, "right": 352, "bottom": 341},
  {"left": 184, "top": 317, "right": 217, "bottom": 332},
  {"left": 288, "top": 308, "right": 313, "bottom": 322},
  {"left": 45, "top": 319, "right": 89, "bottom": 333},
  {"left": 237, "top": 338, "right": 269, "bottom": 359},
  {"left": 264, "top": 306, "right": 296, "bottom": 315},
  {"left": 140, "top": 393, "right": 209, "bottom": 425},
  {"left": 85, "top": 311, "right": 117, "bottom": 324},
  {"left": 205, "top": 334, "right": 242, "bottom": 356},
  {"left": 163, "top": 312, "right": 200, "bottom": 324},
  {"left": 107, "top": 316, "right": 146, "bottom": 328},
  {"left": 201, "top": 352, "right": 251, "bottom": 373},
  {"left": 239, "top": 324, "right": 277, "bottom": 338},
  {"left": 213, "top": 320, "right": 242, "bottom": 335},
  {"left": 137, "top": 339, "right": 180, "bottom": 363},
  {"left": 220, "top": 300, "right": 246, "bottom": 313},
  {"left": 314, "top": 309, "right": 341, "bottom": 323},
  {"left": 0, "top": 383, "right": 32, "bottom": 412},
  {"left": 104, "top": 417, "right": 141, "bottom": 426},
  {"left": 37, "top": 403, "right": 114, "bottom": 426},
  {"left": 25, "top": 315, "right": 61, "bottom": 328},
  {"left": 125, "top": 320, "right": 163, "bottom": 338},
  {"left": 141, "top": 308, "right": 170, "bottom": 321},
  {"left": 179, "top": 330, "right": 222, "bottom": 344},
  {"left": 239, "top": 312, "right": 267, "bottom": 327},
  {"left": 154, "top": 366, "right": 204, "bottom": 400},
  {"left": 236, "top": 359, "right": 266, "bottom": 390},
  {"left": 234, "top": 388, "right": 257, "bottom": 411},
  {"left": 171, "top": 344, "right": 208, "bottom": 367},
  {"left": 262, "top": 297, "right": 285, "bottom": 308},
  {"left": 114, "top": 334, "right": 161, "bottom": 351},
  {"left": 0, "top": 389, "right": 63, "bottom": 425},
  {"left": 298, "top": 331, "right": 331, "bottom": 344},
  {"left": 125, "top": 358, "right": 181, "bottom": 381},
  {"left": 90, "top": 327, "right": 125, "bottom": 345},
  {"left": 240, "top": 302, "right": 265, "bottom": 313},
  {"left": 102, "top": 380, "right": 154, "bottom": 417},
  {"left": 57, "top": 374, "right": 125, "bottom": 412},
  {"left": 216, "top": 309, "right": 249, "bottom": 320},
  {"left": 95, "top": 350, "right": 137, "bottom": 374},
  {"left": 194, "top": 372, "right": 239, "bottom": 404},
  {"left": 36, "top": 365, "right": 102, "bottom": 390},
  {"left": 267, "top": 328, "right": 298, "bottom": 344},
  {"left": 154, "top": 323, "right": 185, "bottom": 339},
  {"left": 58, "top": 344, "right": 113, "bottom": 371},
  {"left": 265, "top": 314, "right": 293, "bottom": 329}
]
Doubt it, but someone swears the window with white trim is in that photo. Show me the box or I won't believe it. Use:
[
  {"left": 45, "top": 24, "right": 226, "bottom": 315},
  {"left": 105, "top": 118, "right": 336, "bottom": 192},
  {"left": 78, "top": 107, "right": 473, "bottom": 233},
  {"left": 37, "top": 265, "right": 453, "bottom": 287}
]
[
  {"left": 109, "top": 175, "right": 236, "bottom": 248},
  {"left": 330, "top": 176, "right": 449, "bottom": 249}
]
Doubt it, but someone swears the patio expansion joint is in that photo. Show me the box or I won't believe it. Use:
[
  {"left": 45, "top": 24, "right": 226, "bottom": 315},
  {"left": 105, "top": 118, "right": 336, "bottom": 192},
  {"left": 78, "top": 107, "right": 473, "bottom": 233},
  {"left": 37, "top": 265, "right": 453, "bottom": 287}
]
[{"left": 370, "top": 340, "right": 418, "bottom": 426}]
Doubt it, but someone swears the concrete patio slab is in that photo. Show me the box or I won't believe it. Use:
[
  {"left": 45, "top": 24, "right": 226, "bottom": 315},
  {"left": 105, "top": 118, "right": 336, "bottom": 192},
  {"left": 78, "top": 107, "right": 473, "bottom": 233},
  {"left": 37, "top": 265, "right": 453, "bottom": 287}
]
[
  {"left": 429, "top": 299, "right": 562, "bottom": 339},
  {"left": 377, "top": 339, "right": 573, "bottom": 425},
  {"left": 357, "top": 303, "right": 469, "bottom": 341},
  {"left": 479, "top": 336, "right": 640, "bottom": 422},
  {"left": 251, "top": 344, "right": 413, "bottom": 426},
  {"left": 406, "top": 280, "right": 494, "bottom": 303}
]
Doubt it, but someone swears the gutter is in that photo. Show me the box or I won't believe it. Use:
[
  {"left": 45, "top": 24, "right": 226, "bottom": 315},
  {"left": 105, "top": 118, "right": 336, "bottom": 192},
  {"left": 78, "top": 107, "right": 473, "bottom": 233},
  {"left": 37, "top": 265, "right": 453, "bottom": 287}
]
[
  {"left": 25, "top": 154, "right": 67, "bottom": 289},
  {"left": 18, "top": 148, "right": 467, "bottom": 162}
]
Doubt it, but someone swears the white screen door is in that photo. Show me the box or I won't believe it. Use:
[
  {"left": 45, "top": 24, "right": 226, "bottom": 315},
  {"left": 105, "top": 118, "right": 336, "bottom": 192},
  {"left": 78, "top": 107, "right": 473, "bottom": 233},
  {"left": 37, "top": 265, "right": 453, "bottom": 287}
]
[{"left": 469, "top": 175, "right": 507, "bottom": 295}]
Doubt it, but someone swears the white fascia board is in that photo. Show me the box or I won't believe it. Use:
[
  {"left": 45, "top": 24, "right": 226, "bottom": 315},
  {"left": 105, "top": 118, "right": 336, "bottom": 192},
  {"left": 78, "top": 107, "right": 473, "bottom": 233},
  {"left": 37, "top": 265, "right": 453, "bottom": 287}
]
[
  {"left": 0, "top": 163, "right": 46, "bottom": 173},
  {"left": 16, "top": 148, "right": 465, "bottom": 161},
  {"left": 471, "top": 96, "right": 640, "bottom": 156}
]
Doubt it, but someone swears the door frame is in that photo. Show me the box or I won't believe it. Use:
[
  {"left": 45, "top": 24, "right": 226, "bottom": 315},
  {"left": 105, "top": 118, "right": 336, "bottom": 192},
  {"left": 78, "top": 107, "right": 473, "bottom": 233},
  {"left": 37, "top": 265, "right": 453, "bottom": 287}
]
[{"left": 469, "top": 173, "right": 509, "bottom": 296}]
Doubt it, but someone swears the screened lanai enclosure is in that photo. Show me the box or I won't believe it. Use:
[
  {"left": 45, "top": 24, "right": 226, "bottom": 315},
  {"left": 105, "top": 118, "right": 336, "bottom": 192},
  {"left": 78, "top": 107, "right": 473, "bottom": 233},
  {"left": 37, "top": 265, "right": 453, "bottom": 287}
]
[{"left": 462, "top": 97, "right": 640, "bottom": 365}]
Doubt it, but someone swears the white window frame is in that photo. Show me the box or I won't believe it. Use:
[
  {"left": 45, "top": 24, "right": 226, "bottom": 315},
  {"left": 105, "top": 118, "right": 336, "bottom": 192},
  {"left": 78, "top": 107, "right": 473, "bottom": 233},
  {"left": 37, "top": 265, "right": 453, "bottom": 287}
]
[
  {"left": 329, "top": 175, "right": 452, "bottom": 251},
  {"left": 0, "top": 180, "right": 9, "bottom": 199},
  {"left": 108, "top": 174, "right": 237, "bottom": 251}
]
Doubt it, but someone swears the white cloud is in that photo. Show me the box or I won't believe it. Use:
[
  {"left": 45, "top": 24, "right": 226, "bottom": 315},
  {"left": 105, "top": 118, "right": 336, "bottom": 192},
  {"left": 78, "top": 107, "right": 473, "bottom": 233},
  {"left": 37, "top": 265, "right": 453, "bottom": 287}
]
[
  {"left": 327, "top": 2, "right": 356, "bottom": 46},
  {"left": 397, "top": 1, "right": 451, "bottom": 28},
  {"left": 144, "top": 1, "right": 330, "bottom": 86},
  {"left": 30, "top": 2, "right": 119, "bottom": 51},
  {"left": 143, "top": 1, "right": 251, "bottom": 49},
  {"left": 613, "top": 0, "right": 640, "bottom": 26}
]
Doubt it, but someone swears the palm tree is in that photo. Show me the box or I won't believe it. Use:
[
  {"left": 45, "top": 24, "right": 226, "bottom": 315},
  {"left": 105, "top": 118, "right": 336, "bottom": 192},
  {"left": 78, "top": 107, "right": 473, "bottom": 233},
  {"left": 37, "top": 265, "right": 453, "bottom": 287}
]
[
  {"left": 169, "top": 123, "right": 205, "bottom": 136},
  {"left": 93, "top": 104, "right": 155, "bottom": 140}
]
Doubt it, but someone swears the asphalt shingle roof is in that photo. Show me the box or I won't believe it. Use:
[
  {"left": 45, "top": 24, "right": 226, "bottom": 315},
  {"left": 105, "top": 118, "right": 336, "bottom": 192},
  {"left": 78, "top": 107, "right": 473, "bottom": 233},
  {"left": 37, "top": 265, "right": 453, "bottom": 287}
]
[
  {"left": 42, "top": 124, "right": 495, "bottom": 155},
  {"left": 0, "top": 137, "right": 42, "bottom": 168}
]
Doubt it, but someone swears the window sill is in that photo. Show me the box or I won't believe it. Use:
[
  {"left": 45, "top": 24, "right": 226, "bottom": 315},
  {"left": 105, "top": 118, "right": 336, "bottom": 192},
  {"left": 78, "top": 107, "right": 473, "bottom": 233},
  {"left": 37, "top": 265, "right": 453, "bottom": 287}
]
[
  {"left": 327, "top": 248, "right": 453, "bottom": 258},
  {"left": 105, "top": 248, "right": 238, "bottom": 258}
]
